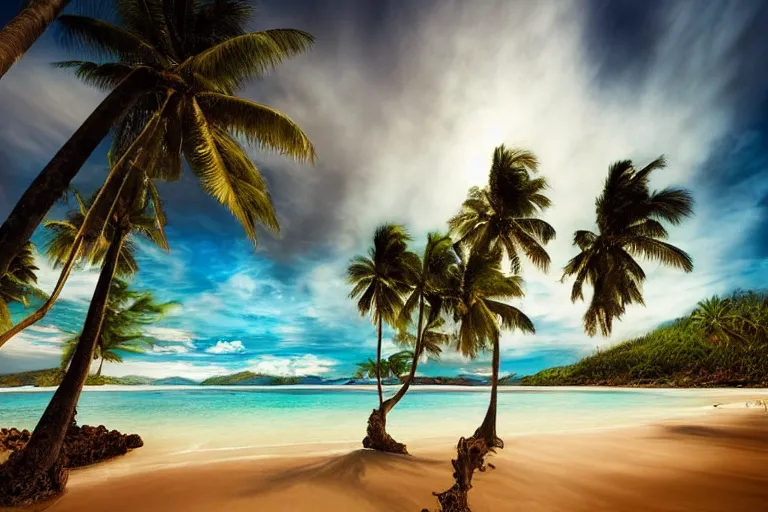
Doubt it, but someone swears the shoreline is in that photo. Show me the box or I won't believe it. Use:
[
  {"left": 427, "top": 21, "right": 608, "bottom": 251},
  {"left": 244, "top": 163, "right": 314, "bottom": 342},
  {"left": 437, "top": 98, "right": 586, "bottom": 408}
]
[
  {"left": 3, "top": 384, "right": 768, "bottom": 393},
  {"left": 43, "top": 405, "right": 768, "bottom": 512}
]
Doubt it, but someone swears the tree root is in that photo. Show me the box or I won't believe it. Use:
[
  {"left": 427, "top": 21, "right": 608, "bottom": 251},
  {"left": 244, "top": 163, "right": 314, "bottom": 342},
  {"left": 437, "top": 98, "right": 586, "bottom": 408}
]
[
  {"left": 426, "top": 430, "right": 504, "bottom": 512},
  {"left": 0, "top": 450, "right": 68, "bottom": 508},
  {"left": 361, "top": 409, "right": 408, "bottom": 455}
]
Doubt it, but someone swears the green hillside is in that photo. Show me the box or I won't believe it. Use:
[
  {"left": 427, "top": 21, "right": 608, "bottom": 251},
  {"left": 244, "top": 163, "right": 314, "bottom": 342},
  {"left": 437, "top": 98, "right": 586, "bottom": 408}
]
[{"left": 522, "top": 291, "right": 768, "bottom": 387}]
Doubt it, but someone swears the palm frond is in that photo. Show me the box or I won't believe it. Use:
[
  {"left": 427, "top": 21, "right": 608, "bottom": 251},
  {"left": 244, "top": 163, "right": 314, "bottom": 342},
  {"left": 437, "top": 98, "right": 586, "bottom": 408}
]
[
  {"left": 196, "top": 92, "right": 315, "bottom": 163},
  {"left": 179, "top": 29, "right": 314, "bottom": 88}
]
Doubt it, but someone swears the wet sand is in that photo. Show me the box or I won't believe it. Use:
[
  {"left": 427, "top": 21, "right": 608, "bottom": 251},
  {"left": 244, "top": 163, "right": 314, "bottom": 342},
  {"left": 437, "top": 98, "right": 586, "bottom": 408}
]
[{"left": 42, "top": 406, "right": 768, "bottom": 512}]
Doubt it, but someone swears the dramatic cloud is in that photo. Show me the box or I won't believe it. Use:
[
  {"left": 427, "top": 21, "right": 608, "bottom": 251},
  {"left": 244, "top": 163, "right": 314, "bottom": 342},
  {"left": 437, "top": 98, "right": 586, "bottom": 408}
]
[{"left": 1, "top": 0, "right": 766, "bottom": 378}]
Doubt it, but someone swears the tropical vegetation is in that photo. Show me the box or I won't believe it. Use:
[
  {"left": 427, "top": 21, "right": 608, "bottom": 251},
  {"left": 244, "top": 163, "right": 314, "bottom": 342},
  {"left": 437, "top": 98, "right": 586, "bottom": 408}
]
[
  {"left": 561, "top": 157, "right": 694, "bottom": 337},
  {"left": 0, "top": 0, "right": 315, "bottom": 302},
  {"left": 0, "top": 4, "right": 733, "bottom": 512},
  {"left": 60, "top": 277, "right": 176, "bottom": 377},
  {"left": 0, "top": 242, "right": 44, "bottom": 331},
  {"left": 523, "top": 291, "right": 768, "bottom": 387},
  {"left": 353, "top": 350, "right": 414, "bottom": 380},
  {"left": 347, "top": 224, "right": 417, "bottom": 409},
  {"left": 0, "top": 0, "right": 316, "bottom": 506}
]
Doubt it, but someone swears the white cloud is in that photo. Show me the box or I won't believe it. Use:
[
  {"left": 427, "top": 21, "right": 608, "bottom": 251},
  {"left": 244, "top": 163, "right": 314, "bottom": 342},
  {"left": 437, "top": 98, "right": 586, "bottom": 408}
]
[
  {"left": 149, "top": 345, "right": 191, "bottom": 355},
  {"left": 204, "top": 340, "right": 246, "bottom": 354},
  {"left": 33, "top": 248, "right": 99, "bottom": 304},
  {"left": 100, "top": 360, "right": 230, "bottom": 381},
  {"left": 247, "top": 354, "right": 336, "bottom": 376},
  {"left": 143, "top": 326, "right": 195, "bottom": 345},
  {"left": 227, "top": 272, "right": 257, "bottom": 298}
]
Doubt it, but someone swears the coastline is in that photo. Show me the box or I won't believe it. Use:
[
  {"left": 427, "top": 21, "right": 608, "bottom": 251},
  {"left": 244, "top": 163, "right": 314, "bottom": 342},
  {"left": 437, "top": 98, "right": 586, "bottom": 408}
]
[
  {"left": 43, "top": 404, "right": 768, "bottom": 512},
  {"left": 3, "top": 384, "right": 768, "bottom": 394}
]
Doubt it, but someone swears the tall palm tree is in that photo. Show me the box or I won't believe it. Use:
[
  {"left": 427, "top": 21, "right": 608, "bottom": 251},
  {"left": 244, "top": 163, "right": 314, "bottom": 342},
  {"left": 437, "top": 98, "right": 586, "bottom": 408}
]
[
  {"left": 0, "top": 241, "right": 45, "bottom": 330},
  {"left": 0, "top": 172, "right": 169, "bottom": 505},
  {"left": 0, "top": 0, "right": 315, "bottom": 284},
  {"left": 347, "top": 224, "right": 417, "bottom": 408},
  {"left": 562, "top": 157, "right": 694, "bottom": 337},
  {"left": 61, "top": 277, "right": 176, "bottom": 377},
  {"left": 0, "top": 0, "right": 71, "bottom": 79},
  {"left": 433, "top": 246, "right": 534, "bottom": 512},
  {"left": 360, "top": 233, "right": 457, "bottom": 453},
  {"left": 0, "top": 186, "right": 162, "bottom": 348},
  {"left": 449, "top": 145, "right": 555, "bottom": 273}
]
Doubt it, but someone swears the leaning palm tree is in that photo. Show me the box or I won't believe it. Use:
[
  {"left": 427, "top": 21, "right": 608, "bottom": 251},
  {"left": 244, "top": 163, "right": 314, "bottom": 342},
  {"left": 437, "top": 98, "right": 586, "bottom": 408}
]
[
  {"left": 346, "top": 224, "right": 417, "bottom": 449},
  {"left": 362, "top": 232, "right": 457, "bottom": 454},
  {"left": 0, "top": 187, "right": 158, "bottom": 348},
  {"left": 0, "top": 0, "right": 71, "bottom": 79},
  {"left": 0, "top": 242, "right": 44, "bottom": 331},
  {"left": 450, "top": 145, "right": 555, "bottom": 273},
  {"left": 432, "top": 246, "right": 535, "bottom": 512},
  {"left": 0, "top": 173, "right": 169, "bottom": 505},
  {"left": 0, "top": 0, "right": 314, "bottom": 283},
  {"left": 562, "top": 157, "right": 694, "bottom": 337},
  {"left": 61, "top": 277, "right": 176, "bottom": 377}
]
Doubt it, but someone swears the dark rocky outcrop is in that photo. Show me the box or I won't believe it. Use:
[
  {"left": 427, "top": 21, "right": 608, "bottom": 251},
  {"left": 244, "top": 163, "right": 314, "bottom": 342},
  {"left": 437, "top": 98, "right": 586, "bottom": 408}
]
[{"left": 0, "top": 424, "right": 143, "bottom": 469}]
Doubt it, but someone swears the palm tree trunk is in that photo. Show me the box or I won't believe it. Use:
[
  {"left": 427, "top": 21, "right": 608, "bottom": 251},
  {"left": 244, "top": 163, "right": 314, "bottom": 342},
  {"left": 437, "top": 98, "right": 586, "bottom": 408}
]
[
  {"left": 431, "top": 338, "right": 502, "bottom": 512},
  {"left": 375, "top": 316, "right": 383, "bottom": 408},
  {"left": 96, "top": 357, "right": 103, "bottom": 378},
  {"left": 0, "top": 224, "right": 126, "bottom": 506},
  {"left": 381, "top": 296, "right": 424, "bottom": 415},
  {"left": 0, "top": 237, "right": 83, "bottom": 348},
  {"left": 476, "top": 336, "right": 501, "bottom": 446},
  {"left": 0, "top": 67, "right": 160, "bottom": 279},
  {"left": 0, "top": 0, "right": 70, "bottom": 80}
]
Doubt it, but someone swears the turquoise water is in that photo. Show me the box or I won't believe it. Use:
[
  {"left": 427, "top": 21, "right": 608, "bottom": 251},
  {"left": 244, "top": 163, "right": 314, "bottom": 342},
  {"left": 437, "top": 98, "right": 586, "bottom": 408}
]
[{"left": 0, "top": 386, "right": 727, "bottom": 461}]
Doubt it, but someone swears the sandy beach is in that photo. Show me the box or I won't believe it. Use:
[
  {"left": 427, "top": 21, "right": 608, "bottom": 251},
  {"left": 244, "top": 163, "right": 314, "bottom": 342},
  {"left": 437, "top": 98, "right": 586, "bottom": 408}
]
[{"left": 37, "top": 404, "right": 767, "bottom": 512}]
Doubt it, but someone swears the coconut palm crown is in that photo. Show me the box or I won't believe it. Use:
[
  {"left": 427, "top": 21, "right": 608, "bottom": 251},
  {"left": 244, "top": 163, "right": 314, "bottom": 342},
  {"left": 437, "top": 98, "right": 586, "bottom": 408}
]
[
  {"left": 449, "top": 145, "right": 555, "bottom": 273},
  {"left": 562, "top": 157, "right": 694, "bottom": 337},
  {"left": 53, "top": 0, "right": 316, "bottom": 244}
]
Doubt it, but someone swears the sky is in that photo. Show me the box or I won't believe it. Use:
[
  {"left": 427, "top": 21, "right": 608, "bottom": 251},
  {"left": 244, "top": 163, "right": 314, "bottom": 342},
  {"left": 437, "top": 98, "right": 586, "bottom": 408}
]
[{"left": 0, "top": 0, "right": 767, "bottom": 381}]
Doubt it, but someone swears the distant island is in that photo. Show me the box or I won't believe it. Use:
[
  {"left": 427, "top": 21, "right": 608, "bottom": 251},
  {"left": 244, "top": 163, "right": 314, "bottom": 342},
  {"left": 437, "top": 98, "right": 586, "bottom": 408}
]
[
  {"left": 523, "top": 292, "right": 768, "bottom": 388},
  {"left": 0, "top": 369, "right": 519, "bottom": 388}
]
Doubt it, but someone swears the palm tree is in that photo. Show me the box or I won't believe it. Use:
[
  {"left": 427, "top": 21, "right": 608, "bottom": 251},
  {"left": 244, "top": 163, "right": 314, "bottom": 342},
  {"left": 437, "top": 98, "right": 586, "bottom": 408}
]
[
  {"left": 359, "top": 233, "right": 457, "bottom": 453},
  {"left": 0, "top": 0, "right": 315, "bottom": 286},
  {"left": 347, "top": 224, "right": 417, "bottom": 407},
  {"left": 0, "top": 0, "right": 71, "bottom": 79},
  {"left": 61, "top": 277, "right": 176, "bottom": 377},
  {"left": 353, "top": 358, "right": 384, "bottom": 380},
  {"left": 393, "top": 314, "right": 453, "bottom": 361},
  {"left": 0, "top": 173, "right": 169, "bottom": 505},
  {"left": 433, "top": 246, "right": 534, "bottom": 512},
  {"left": 0, "top": 242, "right": 45, "bottom": 331},
  {"left": 562, "top": 157, "right": 694, "bottom": 337},
  {"left": 0, "top": 187, "right": 162, "bottom": 348},
  {"left": 691, "top": 296, "right": 751, "bottom": 345},
  {"left": 353, "top": 351, "right": 413, "bottom": 380},
  {"left": 449, "top": 145, "right": 555, "bottom": 273}
]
